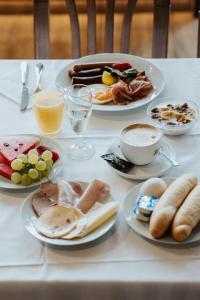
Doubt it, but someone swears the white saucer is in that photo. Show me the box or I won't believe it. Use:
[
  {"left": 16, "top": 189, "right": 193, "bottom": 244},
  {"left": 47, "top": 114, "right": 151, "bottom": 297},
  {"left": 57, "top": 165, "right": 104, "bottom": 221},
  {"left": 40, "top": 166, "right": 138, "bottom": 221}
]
[{"left": 105, "top": 139, "right": 176, "bottom": 181}]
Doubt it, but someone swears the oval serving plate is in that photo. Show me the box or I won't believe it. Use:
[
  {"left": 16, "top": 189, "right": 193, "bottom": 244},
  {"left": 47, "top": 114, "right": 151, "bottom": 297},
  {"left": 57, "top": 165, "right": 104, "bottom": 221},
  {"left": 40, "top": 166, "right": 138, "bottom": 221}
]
[
  {"left": 123, "top": 177, "right": 200, "bottom": 246},
  {"left": 56, "top": 53, "right": 165, "bottom": 112},
  {"left": 0, "top": 134, "right": 63, "bottom": 190},
  {"left": 21, "top": 182, "right": 118, "bottom": 247}
]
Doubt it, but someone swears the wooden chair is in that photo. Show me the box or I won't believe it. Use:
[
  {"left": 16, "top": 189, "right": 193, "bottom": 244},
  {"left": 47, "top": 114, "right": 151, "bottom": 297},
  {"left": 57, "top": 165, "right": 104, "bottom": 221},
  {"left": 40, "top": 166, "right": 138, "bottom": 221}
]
[
  {"left": 33, "top": 0, "right": 170, "bottom": 59},
  {"left": 65, "top": 0, "right": 171, "bottom": 59},
  {"left": 198, "top": 12, "right": 200, "bottom": 57},
  {"left": 33, "top": 0, "right": 50, "bottom": 59}
]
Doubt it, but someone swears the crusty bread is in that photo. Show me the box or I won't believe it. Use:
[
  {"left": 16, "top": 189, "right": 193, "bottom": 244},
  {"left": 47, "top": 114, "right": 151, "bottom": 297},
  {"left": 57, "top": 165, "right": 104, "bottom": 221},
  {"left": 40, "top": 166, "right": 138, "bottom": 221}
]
[
  {"left": 149, "top": 174, "right": 197, "bottom": 239},
  {"left": 172, "top": 184, "right": 200, "bottom": 242}
]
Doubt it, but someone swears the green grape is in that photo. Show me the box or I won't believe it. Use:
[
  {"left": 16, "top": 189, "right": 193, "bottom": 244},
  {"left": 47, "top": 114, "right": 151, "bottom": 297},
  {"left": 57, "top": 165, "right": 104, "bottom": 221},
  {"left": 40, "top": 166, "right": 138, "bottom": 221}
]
[
  {"left": 11, "top": 172, "right": 21, "bottom": 184},
  {"left": 17, "top": 154, "right": 28, "bottom": 164},
  {"left": 28, "top": 149, "right": 38, "bottom": 157},
  {"left": 11, "top": 158, "right": 23, "bottom": 171},
  {"left": 35, "top": 160, "right": 46, "bottom": 171},
  {"left": 46, "top": 159, "right": 53, "bottom": 169},
  {"left": 28, "top": 154, "right": 38, "bottom": 165},
  {"left": 39, "top": 169, "right": 49, "bottom": 178},
  {"left": 21, "top": 174, "right": 32, "bottom": 186},
  {"left": 41, "top": 150, "right": 53, "bottom": 161},
  {"left": 28, "top": 168, "right": 39, "bottom": 180}
]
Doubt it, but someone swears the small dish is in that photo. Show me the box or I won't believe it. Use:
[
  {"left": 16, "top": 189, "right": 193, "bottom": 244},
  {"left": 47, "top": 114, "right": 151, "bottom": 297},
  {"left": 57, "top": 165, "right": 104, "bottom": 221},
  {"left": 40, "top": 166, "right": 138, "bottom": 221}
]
[
  {"left": 147, "top": 96, "right": 199, "bottom": 135},
  {"left": 105, "top": 139, "right": 176, "bottom": 181},
  {"left": 123, "top": 178, "right": 200, "bottom": 246},
  {"left": 20, "top": 182, "right": 118, "bottom": 247}
]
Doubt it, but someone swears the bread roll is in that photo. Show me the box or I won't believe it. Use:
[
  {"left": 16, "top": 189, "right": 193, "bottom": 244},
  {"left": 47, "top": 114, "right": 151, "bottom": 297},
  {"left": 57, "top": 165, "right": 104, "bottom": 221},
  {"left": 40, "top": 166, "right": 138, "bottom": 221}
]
[
  {"left": 149, "top": 174, "right": 197, "bottom": 239},
  {"left": 172, "top": 184, "right": 200, "bottom": 242}
]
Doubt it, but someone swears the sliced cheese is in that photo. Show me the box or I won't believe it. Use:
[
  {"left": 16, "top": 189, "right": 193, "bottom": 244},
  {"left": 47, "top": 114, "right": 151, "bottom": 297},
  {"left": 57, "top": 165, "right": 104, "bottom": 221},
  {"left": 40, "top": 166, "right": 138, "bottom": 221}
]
[{"left": 63, "top": 201, "right": 118, "bottom": 239}]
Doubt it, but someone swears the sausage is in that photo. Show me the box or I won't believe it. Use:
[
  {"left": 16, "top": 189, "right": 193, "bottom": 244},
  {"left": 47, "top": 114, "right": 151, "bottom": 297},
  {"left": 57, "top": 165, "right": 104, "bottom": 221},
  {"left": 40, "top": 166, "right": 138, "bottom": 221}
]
[
  {"left": 149, "top": 174, "right": 197, "bottom": 239},
  {"left": 73, "top": 62, "right": 116, "bottom": 72},
  {"left": 72, "top": 75, "right": 102, "bottom": 85},
  {"left": 73, "top": 68, "right": 103, "bottom": 77},
  {"left": 172, "top": 184, "right": 200, "bottom": 242}
]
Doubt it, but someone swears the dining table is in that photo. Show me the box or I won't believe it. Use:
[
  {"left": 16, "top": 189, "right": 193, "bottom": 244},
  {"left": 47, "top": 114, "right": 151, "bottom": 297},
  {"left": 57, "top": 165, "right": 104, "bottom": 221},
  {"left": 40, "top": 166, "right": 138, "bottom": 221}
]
[{"left": 0, "top": 58, "right": 200, "bottom": 300}]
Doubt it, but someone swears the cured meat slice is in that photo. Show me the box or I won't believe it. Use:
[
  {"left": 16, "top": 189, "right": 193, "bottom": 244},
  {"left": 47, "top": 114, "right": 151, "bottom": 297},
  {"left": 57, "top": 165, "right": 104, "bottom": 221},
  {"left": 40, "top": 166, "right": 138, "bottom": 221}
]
[
  {"left": 76, "top": 180, "right": 111, "bottom": 213},
  {"left": 32, "top": 180, "right": 82, "bottom": 217},
  {"left": 111, "top": 78, "right": 153, "bottom": 105}
]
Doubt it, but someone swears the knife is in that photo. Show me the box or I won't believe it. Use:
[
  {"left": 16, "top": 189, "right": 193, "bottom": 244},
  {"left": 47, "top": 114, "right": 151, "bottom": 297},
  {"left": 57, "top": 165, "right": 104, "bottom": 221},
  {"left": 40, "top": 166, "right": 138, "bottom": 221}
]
[{"left": 20, "top": 61, "right": 29, "bottom": 111}]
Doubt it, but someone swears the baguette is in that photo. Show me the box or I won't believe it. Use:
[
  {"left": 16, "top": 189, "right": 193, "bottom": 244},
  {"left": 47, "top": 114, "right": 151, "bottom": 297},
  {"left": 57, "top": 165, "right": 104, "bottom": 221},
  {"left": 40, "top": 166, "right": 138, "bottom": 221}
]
[
  {"left": 149, "top": 174, "right": 197, "bottom": 239},
  {"left": 172, "top": 184, "right": 200, "bottom": 242}
]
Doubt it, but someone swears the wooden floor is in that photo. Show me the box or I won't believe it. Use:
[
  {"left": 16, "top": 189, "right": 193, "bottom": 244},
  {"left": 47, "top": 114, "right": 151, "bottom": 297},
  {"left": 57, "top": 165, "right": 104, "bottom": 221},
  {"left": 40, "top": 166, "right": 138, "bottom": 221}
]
[{"left": 0, "top": 11, "right": 197, "bottom": 59}]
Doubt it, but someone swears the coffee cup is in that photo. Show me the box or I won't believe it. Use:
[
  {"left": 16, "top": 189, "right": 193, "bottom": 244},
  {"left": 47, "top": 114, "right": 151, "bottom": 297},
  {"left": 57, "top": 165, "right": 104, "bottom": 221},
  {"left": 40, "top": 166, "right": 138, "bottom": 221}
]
[{"left": 120, "top": 123, "right": 162, "bottom": 165}]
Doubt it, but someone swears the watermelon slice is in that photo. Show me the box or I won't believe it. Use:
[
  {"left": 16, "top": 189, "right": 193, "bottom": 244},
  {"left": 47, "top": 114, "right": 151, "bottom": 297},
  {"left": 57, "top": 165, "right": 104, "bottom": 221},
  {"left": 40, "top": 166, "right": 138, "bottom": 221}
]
[
  {"left": 37, "top": 146, "right": 60, "bottom": 161},
  {"left": 0, "top": 136, "right": 40, "bottom": 164},
  {"left": 0, "top": 163, "right": 14, "bottom": 179},
  {"left": 0, "top": 152, "right": 6, "bottom": 164}
]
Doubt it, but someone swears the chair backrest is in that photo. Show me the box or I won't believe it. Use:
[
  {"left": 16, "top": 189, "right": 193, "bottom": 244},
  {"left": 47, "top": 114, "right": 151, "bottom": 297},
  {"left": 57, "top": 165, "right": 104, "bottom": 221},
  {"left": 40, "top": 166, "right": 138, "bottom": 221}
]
[
  {"left": 65, "top": 0, "right": 171, "bottom": 59},
  {"left": 33, "top": 0, "right": 50, "bottom": 59},
  {"left": 33, "top": 0, "right": 171, "bottom": 59},
  {"left": 197, "top": 3, "right": 200, "bottom": 57}
]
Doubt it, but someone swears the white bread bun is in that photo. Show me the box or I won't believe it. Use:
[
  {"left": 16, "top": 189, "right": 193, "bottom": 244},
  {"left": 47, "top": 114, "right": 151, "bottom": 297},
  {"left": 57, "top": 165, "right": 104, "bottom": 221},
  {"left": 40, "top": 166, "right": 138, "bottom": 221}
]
[
  {"left": 172, "top": 184, "right": 200, "bottom": 242},
  {"left": 149, "top": 174, "right": 197, "bottom": 239}
]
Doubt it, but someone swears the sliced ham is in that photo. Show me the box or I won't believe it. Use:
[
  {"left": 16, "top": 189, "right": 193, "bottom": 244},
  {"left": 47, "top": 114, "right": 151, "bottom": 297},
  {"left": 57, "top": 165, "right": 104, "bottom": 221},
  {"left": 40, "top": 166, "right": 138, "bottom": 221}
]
[
  {"left": 57, "top": 178, "right": 79, "bottom": 208},
  {"left": 32, "top": 180, "right": 83, "bottom": 217},
  {"left": 76, "top": 179, "right": 110, "bottom": 214},
  {"left": 32, "top": 191, "right": 57, "bottom": 217},
  {"left": 111, "top": 78, "right": 153, "bottom": 105}
]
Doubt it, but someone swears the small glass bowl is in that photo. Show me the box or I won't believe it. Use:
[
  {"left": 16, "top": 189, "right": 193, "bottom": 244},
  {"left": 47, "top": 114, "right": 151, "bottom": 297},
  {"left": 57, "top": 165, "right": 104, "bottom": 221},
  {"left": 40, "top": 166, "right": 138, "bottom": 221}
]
[{"left": 147, "top": 96, "right": 199, "bottom": 136}]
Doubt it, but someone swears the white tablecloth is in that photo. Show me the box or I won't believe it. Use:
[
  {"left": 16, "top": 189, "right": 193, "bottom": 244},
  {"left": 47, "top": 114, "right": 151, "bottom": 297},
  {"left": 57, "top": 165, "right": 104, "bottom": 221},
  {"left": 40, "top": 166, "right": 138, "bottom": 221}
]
[{"left": 1, "top": 59, "right": 200, "bottom": 300}]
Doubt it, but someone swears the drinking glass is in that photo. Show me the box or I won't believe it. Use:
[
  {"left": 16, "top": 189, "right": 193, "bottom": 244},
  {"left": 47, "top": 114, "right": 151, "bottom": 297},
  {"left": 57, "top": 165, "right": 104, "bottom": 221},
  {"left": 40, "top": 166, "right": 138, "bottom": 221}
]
[
  {"left": 33, "top": 89, "right": 64, "bottom": 135},
  {"left": 67, "top": 84, "right": 95, "bottom": 160}
]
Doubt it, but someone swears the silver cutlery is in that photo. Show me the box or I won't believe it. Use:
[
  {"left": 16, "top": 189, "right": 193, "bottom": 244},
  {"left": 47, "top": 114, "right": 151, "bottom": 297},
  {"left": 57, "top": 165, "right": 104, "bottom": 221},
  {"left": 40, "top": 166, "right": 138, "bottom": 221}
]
[
  {"left": 159, "top": 147, "right": 180, "bottom": 167},
  {"left": 34, "top": 63, "right": 44, "bottom": 93},
  {"left": 20, "top": 61, "right": 29, "bottom": 111}
]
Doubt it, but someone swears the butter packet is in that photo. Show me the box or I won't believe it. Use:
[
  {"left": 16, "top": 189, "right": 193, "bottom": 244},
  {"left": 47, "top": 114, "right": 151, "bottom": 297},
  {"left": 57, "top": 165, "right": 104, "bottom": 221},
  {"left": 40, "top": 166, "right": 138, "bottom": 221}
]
[
  {"left": 134, "top": 195, "right": 158, "bottom": 215},
  {"left": 135, "top": 208, "right": 150, "bottom": 222}
]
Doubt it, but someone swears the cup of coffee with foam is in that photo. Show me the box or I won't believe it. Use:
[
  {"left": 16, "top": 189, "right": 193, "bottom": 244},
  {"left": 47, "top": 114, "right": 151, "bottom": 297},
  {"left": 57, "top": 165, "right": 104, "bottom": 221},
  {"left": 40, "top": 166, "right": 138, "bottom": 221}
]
[{"left": 120, "top": 123, "right": 162, "bottom": 165}]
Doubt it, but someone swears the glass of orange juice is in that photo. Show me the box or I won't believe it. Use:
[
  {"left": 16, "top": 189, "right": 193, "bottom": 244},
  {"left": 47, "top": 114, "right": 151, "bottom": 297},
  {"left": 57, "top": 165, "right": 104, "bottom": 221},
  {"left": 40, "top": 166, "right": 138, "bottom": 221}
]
[{"left": 33, "top": 90, "right": 65, "bottom": 135}]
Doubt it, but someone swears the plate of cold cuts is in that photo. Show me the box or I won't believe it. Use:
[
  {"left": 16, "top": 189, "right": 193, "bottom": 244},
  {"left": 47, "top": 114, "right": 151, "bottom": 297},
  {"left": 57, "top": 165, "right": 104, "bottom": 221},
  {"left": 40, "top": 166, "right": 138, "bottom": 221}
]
[
  {"left": 56, "top": 53, "right": 165, "bottom": 112},
  {"left": 21, "top": 179, "right": 118, "bottom": 246}
]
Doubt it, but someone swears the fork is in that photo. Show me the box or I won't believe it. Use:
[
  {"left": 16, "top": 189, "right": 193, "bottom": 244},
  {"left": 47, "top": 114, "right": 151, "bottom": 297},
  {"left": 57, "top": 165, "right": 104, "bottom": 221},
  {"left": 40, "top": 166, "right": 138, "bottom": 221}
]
[{"left": 34, "top": 63, "right": 44, "bottom": 93}]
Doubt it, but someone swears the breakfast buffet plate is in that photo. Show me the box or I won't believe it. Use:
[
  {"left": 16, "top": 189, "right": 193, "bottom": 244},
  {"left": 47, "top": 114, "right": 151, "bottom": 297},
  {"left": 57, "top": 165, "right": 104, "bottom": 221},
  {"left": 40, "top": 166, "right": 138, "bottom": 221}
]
[
  {"left": 0, "top": 134, "right": 63, "bottom": 190},
  {"left": 56, "top": 53, "right": 165, "bottom": 112},
  {"left": 123, "top": 177, "right": 200, "bottom": 246},
  {"left": 21, "top": 181, "right": 118, "bottom": 246},
  {"left": 105, "top": 139, "right": 175, "bottom": 180}
]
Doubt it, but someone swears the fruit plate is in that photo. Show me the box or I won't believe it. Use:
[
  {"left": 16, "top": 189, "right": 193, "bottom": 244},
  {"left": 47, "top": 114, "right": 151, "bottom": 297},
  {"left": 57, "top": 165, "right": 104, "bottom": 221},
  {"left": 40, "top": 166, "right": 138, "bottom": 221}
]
[
  {"left": 56, "top": 53, "right": 165, "bottom": 112},
  {"left": 123, "top": 178, "right": 200, "bottom": 247},
  {"left": 0, "top": 134, "right": 63, "bottom": 190},
  {"left": 21, "top": 182, "right": 118, "bottom": 247}
]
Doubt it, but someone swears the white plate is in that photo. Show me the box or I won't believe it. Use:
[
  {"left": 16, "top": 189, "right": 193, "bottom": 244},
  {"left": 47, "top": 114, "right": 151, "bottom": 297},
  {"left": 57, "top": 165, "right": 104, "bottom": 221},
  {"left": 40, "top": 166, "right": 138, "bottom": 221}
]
[
  {"left": 56, "top": 53, "right": 165, "bottom": 112},
  {"left": 0, "top": 134, "right": 63, "bottom": 190},
  {"left": 123, "top": 177, "right": 200, "bottom": 246},
  {"left": 105, "top": 139, "right": 175, "bottom": 180},
  {"left": 20, "top": 182, "right": 117, "bottom": 246}
]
